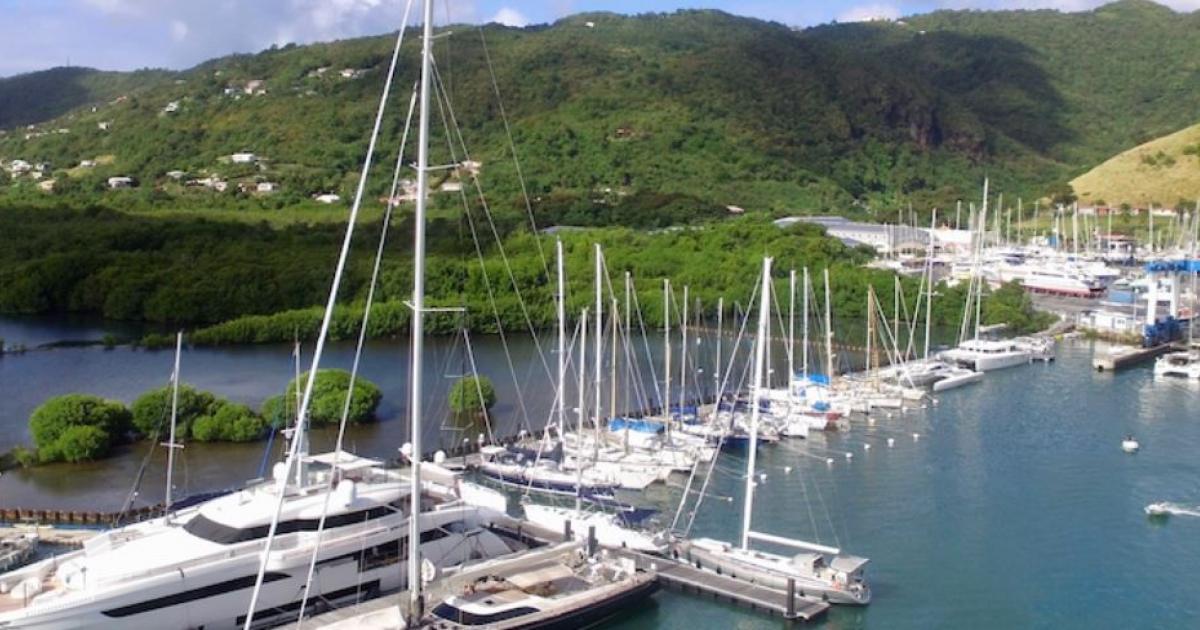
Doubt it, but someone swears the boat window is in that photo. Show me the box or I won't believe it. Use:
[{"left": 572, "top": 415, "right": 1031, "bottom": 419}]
[
  {"left": 431, "top": 603, "right": 541, "bottom": 625},
  {"left": 183, "top": 501, "right": 402, "bottom": 544}
]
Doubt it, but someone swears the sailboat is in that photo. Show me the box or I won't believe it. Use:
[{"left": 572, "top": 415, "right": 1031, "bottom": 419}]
[
  {"left": 939, "top": 179, "right": 1032, "bottom": 372},
  {"left": 519, "top": 243, "right": 667, "bottom": 553},
  {"left": 0, "top": 13, "right": 529, "bottom": 630},
  {"left": 683, "top": 257, "right": 871, "bottom": 605}
]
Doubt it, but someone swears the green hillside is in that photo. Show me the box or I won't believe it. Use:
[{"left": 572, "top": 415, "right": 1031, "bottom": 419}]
[
  {"left": 1071, "top": 122, "right": 1200, "bottom": 208},
  {"left": 1, "top": 1, "right": 1198, "bottom": 220}
]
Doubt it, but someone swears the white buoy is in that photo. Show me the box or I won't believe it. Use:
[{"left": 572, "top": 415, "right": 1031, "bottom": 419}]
[
  {"left": 912, "top": 432, "right": 920, "bottom": 441},
  {"left": 887, "top": 437, "right": 895, "bottom": 447},
  {"left": 784, "top": 466, "right": 793, "bottom": 474},
  {"left": 826, "top": 458, "right": 834, "bottom": 465},
  {"left": 868, "top": 416, "right": 876, "bottom": 426},
  {"left": 1122, "top": 436, "right": 1140, "bottom": 453},
  {"left": 932, "top": 398, "right": 939, "bottom": 406},
  {"left": 759, "top": 473, "right": 768, "bottom": 482},
  {"left": 886, "top": 412, "right": 893, "bottom": 418},
  {"left": 863, "top": 443, "right": 871, "bottom": 451},
  {"left": 845, "top": 452, "right": 853, "bottom": 460}
]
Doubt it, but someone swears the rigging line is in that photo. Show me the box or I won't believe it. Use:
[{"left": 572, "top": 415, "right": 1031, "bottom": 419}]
[
  {"left": 629, "top": 279, "right": 663, "bottom": 410},
  {"left": 432, "top": 83, "right": 537, "bottom": 437},
  {"left": 476, "top": 26, "right": 549, "bottom": 277},
  {"left": 429, "top": 56, "right": 554, "bottom": 386},
  {"left": 242, "top": 3, "right": 412, "bottom": 626},
  {"left": 294, "top": 81, "right": 419, "bottom": 627},
  {"left": 678, "top": 279, "right": 757, "bottom": 536},
  {"left": 117, "top": 368, "right": 173, "bottom": 524},
  {"left": 461, "top": 329, "right": 497, "bottom": 445},
  {"left": 810, "top": 458, "right": 842, "bottom": 549}
]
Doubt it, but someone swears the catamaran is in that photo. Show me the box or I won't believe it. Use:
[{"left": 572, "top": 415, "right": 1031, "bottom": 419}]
[{"left": 684, "top": 257, "right": 871, "bottom": 605}]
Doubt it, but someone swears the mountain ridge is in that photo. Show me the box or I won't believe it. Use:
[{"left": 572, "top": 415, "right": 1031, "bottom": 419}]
[{"left": 1, "top": 1, "right": 1197, "bottom": 215}]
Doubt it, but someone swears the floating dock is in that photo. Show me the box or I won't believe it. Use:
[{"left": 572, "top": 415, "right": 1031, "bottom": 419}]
[
  {"left": 1093, "top": 344, "right": 1173, "bottom": 372},
  {"left": 617, "top": 550, "right": 830, "bottom": 622}
]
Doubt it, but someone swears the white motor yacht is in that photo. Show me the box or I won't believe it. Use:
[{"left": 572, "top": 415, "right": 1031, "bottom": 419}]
[{"left": 0, "top": 453, "right": 527, "bottom": 630}]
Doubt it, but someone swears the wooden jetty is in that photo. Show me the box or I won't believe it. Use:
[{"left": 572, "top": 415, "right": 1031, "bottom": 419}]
[
  {"left": 0, "top": 524, "right": 97, "bottom": 547},
  {"left": 1093, "top": 344, "right": 1173, "bottom": 372}
]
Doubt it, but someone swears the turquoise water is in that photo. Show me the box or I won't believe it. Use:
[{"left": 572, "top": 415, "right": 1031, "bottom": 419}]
[
  {"left": 616, "top": 342, "right": 1200, "bottom": 629},
  {"left": 4, "top": 314, "right": 1199, "bottom": 627}
]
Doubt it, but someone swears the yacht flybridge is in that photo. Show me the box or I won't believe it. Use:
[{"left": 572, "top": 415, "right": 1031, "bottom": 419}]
[{"left": 0, "top": 453, "right": 527, "bottom": 629}]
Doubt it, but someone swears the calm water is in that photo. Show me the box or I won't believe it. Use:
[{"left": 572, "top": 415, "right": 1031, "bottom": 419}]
[{"left": 3, "top": 317, "right": 1200, "bottom": 628}]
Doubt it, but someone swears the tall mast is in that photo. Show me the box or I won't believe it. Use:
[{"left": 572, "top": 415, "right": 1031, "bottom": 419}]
[
  {"left": 556, "top": 241, "right": 566, "bottom": 437},
  {"left": 577, "top": 308, "right": 588, "bottom": 514},
  {"left": 924, "top": 210, "right": 936, "bottom": 360},
  {"left": 715, "top": 297, "right": 724, "bottom": 397},
  {"left": 788, "top": 270, "right": 796, "bottom": 388},
  {"left": 164, "top": 331, "right": 183, "bottom": 511},
  {"left": 610, "top": 297, "right": 618, "bottom": 420},
  {"left": 802, "top": 268, "right": 810, "bottom": 378},
  {"left": 593, "top": 244, "right": 603, "bottom": 431},
  {"left": 663, "top": 278, "right": 671, "bottom": 418},
  {"left": 741, "top": 257, "right": 772, "bottom": 550},
  {"left": 407, "top": 0, "right": 435, "bottom": 618},
  {"left": 975, "top": 178, "right": 988, "bottom": 342},
  {"left": 824, "top": 268, "right": 834, "bottom": 381},
  {"left": 624, "top": 272, "right": 632, "bottom": 417},
  {"left": 680, "top": 285, "right": 689, "bottom": 411}
]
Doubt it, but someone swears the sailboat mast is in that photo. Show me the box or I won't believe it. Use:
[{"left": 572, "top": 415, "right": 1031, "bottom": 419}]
[
  {"left": 594, "top": 245, "right": 603, "bottom": 430},
  {"left": 610, "top": 297, "right": 618, "bottom": 419},
  {"left": 556, "top": 241, "right": 566, "bottom": 437},
  {"left": 165, "top": 331, "right": 183, "bottom": 510},
  {"left": 577, "top": 308, "right": 588, "bottom": 514},
  {"left": 680, "top": 285, "right": 689, "bottom": 411},
  {"left": 925, "top": 210, "right": 936, "bottom": 360},
  {"left": 663, "top": 279, "right": 671, "bottom": 418},
  {"left": 802, "top": 268, "right": 810, "bottom": 378},
  {"left": 824, "top": 268, "right": 834, "bottom": 381},
  {"left": 406, "top": 0, "right": 435, "bottom": 617},
  {"left": 715, "top": 297, "right": 724, "bottom": 396},
  {"left": 788, "top": 270, "right": 796, "bottom": 387},
  {"left": 741, "top": 257, "right": 773, "bottom": 550}
]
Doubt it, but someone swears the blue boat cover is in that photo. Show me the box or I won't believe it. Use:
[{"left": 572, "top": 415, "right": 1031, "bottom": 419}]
[{"left": 608, "top": 418, "right": 665, "bottom": 434}]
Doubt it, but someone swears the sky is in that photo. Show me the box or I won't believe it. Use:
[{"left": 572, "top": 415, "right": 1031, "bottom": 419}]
[{"left": 1, "top": 0, "right": 1199, "bottom": 78}]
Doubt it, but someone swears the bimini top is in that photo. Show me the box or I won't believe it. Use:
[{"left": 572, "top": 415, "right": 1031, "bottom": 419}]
[
  {"left": 608, "top": 418, "right": 665, "bottom": 434},
  {"left": 305, "top": 450, "right": 383, "bottom": 472},
  {"left": 830, "top": 555, "right": 870, "bottom": 574}
]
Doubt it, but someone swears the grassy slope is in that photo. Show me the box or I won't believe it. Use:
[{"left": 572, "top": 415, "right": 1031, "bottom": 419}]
[{"left": 1071, "top": 122, "right": 1200, "bottom": 207}]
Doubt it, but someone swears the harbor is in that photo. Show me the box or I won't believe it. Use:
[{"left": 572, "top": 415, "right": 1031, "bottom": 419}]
[{"left": 3, "top": 1, "right": 1200, "bottom": 627}]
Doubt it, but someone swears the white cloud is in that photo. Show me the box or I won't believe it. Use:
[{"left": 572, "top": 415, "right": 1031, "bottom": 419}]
[
  {"left": 169, "top": 19, "right": 189, "bottom": 42},
  {"left": 839, "top": 3, "right": 902, "bottom": 22},
  {"left": 490, "top": 7, "right": 529, "bottom": 27}
]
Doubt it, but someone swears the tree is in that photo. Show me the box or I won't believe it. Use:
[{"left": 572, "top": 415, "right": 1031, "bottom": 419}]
[
  {"left": 449, "top": 376, "right": 497, "bottom": 414},
  {"left": 263, "top": 369, "right": 381, "bottom": 427},
  {"left": 191, "top": 401, "right": 267, "bottom": 442},
  {"left": 130, "top": 384, "right": 216, "bottom": 438},
  {"left": 28, "top": 394, "right": 131, "bottom": 462}
]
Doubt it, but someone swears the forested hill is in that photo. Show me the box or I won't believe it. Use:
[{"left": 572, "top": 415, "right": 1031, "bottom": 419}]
[{"left": 1, "top": 0, "right": 1199, "bottom": 217}]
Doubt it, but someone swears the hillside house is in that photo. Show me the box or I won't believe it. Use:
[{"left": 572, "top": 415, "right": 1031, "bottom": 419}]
[
  {"left": 314, "top": 193, "right": 341, "bottom": 204},
  {"left": 230, "top": 152, "right": 258, "bottom": 164},
  {"left": 165, "top": 170, "right": 185, "bottom": 179},
  {"left": 79, "top": 160, "right": 96, "bottom": 168},
  {"left": 38, "top": 180, "right": 56, "bottom": 192},
  {"left": 244, "top": 80, "right": 266, "bottom": 95},
  {"left": 107, "top": 176, "right": 135, "bottom": 189},
  {"left": 256, "top": 182, "right": 278, "bottom": 193},
  {"left": 8, "top": 159, "right": 31, "bottom": 174},
  {"left": 163, "top": 101, "right": 180, "bottom": 114},
  {"left": 98, "top": 121, "right": 112, "bottom": 131}
]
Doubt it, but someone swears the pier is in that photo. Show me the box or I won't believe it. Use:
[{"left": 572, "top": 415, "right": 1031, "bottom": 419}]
[
  {"left": 618, "top": 550, "right": 830, "bottom": 622},
  {"left": 1092, "top": 344, "right": 1173, "bottom": 372}
]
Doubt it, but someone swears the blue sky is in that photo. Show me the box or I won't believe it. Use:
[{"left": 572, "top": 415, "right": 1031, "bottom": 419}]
[{"left": 1, "top": 0, "right": 1197, "bottom": 77}]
